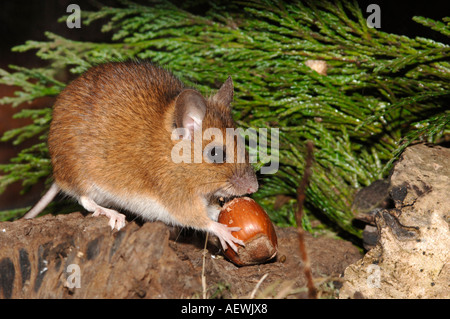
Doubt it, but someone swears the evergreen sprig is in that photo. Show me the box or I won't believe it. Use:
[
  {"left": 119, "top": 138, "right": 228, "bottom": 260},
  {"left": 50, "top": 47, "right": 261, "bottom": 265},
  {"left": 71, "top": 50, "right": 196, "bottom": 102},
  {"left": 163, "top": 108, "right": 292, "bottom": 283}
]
[{"left": 1, "top": 0, "right": 448, "bottom": 237}]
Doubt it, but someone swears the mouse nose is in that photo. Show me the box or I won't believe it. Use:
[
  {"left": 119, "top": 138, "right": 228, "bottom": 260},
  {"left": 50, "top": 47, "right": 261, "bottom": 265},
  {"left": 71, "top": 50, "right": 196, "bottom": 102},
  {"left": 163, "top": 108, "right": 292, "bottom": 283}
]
[
  {"left": 247, "top": 185, "right": 258, "bottom": 194},
  {"left": 229, "top": 167, "right": 259, "bottom": 195}
]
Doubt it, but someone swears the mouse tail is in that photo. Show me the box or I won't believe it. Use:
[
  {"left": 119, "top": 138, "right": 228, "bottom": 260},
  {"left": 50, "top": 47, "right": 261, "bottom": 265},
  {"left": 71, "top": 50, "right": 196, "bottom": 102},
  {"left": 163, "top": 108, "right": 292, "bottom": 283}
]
[{"left": 22, "top": 182, "right": 60, "bottom": 219}]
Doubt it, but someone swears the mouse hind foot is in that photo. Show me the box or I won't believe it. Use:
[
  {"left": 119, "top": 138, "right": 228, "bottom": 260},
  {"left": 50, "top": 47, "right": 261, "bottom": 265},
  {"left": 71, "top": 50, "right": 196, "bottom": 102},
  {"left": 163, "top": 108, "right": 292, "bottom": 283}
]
[{"left": 79, "top": 196, "right": 126, "bottom": 230}]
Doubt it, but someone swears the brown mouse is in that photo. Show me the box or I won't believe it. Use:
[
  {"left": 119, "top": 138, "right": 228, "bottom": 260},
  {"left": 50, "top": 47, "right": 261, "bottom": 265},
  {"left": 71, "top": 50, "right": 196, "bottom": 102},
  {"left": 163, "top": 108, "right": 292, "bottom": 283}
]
[{"left": 23, "top": 60, "right": 258, "bottom": 252}]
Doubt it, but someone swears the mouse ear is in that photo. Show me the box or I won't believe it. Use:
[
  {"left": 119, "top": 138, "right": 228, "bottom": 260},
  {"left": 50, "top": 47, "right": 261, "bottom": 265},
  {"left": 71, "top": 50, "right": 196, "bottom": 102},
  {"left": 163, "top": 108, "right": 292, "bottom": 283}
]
[
  {"left": 213, "top": 76, "right": 234, "bottom": 107},
  {"left": 174, "top": 89, "right": 206, "bottom": 140}
]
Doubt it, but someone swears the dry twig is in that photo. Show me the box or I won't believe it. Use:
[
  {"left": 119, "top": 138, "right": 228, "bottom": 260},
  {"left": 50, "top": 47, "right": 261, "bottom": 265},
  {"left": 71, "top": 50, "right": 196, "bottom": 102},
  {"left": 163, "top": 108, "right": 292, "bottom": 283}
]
[{"left": 296, "top": 140, "right": 317, "bottom": 299}]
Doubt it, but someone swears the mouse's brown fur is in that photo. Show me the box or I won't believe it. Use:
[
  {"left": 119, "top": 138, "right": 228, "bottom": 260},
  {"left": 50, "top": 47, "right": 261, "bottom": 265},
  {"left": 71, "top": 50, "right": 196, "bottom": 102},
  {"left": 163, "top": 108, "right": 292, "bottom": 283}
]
[{"left": 35, "top": 60, "right": 258, "bottom": 251}]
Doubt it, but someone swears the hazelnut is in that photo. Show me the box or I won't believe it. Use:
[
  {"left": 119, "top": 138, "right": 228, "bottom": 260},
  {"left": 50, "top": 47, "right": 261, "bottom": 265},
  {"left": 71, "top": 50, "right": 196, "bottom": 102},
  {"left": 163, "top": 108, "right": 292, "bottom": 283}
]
[
  {"left": 305, "top": 59, "right": 328, "bottom": 75},
  {"left": 218, "top": 197, "right": 278, "bottom": 266}
]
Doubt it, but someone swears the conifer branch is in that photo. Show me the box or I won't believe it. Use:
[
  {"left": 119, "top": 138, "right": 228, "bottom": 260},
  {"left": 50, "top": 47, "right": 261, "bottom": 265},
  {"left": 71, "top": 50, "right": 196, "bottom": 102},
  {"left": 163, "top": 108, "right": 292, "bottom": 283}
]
[{"left": 0, "top": 1, "right": 448, "bottom": 236}]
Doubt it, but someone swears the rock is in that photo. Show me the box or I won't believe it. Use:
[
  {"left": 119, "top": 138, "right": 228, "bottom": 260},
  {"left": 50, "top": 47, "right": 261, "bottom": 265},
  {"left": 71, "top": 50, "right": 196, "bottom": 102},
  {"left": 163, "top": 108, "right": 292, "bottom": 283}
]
[
  {"left": 352, "top": 179, "right": 392, "bottom": 221},
  {"left": 340, "top": 143, "right": 450, "bottom": 299},
  {"left": 351, "top": 179, "right": 394, "bottom": 250},
  {"left": 0, "top": 211, "right": 362, "bottom": 299}
]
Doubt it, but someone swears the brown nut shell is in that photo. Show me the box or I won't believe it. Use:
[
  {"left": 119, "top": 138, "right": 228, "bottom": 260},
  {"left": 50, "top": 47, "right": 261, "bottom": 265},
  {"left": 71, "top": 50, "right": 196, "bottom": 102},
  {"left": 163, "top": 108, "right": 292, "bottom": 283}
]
[{"left": 218, "top": 197, "right": 278, "bottom": 266}]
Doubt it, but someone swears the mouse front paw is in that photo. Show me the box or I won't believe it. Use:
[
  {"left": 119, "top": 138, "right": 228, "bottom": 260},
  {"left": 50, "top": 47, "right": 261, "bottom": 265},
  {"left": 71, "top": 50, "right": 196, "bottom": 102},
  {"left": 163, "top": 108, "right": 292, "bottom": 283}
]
[{"left": 209, "top": 222, "right": 244, "bottom": 253}]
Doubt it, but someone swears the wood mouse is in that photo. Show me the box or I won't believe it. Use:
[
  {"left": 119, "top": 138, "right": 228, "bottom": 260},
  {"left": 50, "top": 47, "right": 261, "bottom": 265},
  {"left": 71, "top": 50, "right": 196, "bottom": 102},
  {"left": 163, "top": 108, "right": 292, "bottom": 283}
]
[{"left": 23, "top": 60, "right": 259, "bottom": 252}]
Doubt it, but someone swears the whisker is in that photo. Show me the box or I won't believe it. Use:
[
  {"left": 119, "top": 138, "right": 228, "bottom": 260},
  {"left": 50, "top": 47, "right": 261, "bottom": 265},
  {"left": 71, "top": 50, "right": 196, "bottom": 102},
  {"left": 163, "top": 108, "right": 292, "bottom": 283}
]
[{"left": 196, "top": 180, "right": 225, "bottom": 186}]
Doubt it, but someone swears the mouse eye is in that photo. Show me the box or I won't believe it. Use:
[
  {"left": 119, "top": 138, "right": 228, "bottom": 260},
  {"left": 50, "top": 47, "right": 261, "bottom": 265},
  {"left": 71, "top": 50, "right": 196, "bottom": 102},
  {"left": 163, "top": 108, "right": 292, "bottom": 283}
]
[{"left": 204, "top": 145, "right": 225, "bottom": 164}]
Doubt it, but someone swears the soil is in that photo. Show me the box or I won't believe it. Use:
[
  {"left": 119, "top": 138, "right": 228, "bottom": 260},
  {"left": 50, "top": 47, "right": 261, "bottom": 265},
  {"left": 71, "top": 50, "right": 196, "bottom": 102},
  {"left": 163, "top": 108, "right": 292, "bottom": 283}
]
[{"left": 0, "top": 212, "right": 361, "bottom": 299}]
